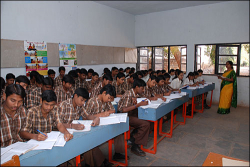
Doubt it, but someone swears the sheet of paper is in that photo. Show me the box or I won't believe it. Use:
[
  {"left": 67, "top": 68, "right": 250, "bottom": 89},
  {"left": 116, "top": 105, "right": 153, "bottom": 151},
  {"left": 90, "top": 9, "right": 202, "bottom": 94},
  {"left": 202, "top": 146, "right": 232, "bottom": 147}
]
[
  {"left": 140, "top": 103, "right": 161, "bottom": 109},
  {"left": 137, "top": 98, "right": 151, "bottom": 104},
  {"left": 1, "top": 147, "right": 12, "bottom": 156},
  {"left": 1, "top": 150, "right": 22, "bottom": 164},
  {"left": 99, "top": 116, "right": 120, "bottom": 126},
  {"left": 204, "top": 83, "right": 209, "bottom": 86},
  {"left": 187, "top": 86, "right": 198, "bottom": 90},
  {"left": 165, "top": 94, "right": 182, "bottom": 100},
  {"left": 110, "top": 113, "right": 127, "bottom": 123},
  {"left": 180, "top": 92, "right": 187, "bottom": 96},
  {"left": 205, "top": 82, "right": 213, "bottom": 85},
  {"left": 54, "top": 136, "right": 66, "bottom": 147},
  {"left": 85, "top": 79, "right": 92, "bottom": 81},
  {"left": 72, "top": 120, "right": 93, "bottom": 126},
  {"left": 66, "top": 125, "right": 91, "bottom": 133},
  {"left": 222, "top": 157, "right": 249, "bottom": 166},
  {"left": 180, "top": 85, "right": 189, "bottom": 89},
  {"left": 27, "top": 139, "right": 56, "bottom": 150},
  {"left": 3, "top": 142, "right": 37, "bottom": 154},
  {"left": 44, "top": 131, "right": 60, "bottom": 142}
]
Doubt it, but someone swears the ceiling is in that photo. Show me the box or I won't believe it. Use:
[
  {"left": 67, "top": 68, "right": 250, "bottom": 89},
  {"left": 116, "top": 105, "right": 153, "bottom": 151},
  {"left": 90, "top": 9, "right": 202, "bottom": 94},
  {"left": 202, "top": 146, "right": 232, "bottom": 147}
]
[{"left": 94, "top": 1, "right": 225, "bottom": 15}]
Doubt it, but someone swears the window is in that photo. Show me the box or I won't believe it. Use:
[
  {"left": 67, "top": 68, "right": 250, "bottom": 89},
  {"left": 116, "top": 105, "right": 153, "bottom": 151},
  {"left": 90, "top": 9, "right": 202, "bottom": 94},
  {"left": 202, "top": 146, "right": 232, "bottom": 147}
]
[
  {"left": 137, "top": 45, "right": 187, "bottom": 73},
  {"left": 195, "top": 43, "right": 249, "bottom": 76},
  {"left": 137, "top": 47, "right": 151, "bottom": 70}
]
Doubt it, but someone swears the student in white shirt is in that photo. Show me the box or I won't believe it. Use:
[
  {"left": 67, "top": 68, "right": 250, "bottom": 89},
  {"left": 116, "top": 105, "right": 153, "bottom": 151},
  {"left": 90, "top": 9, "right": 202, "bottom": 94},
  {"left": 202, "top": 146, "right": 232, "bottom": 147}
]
[
  {"left": 169, "top": 69, "right": 176, "bottom": 82},
  {"left": 183, "top": 72, "right": 199, "bottom": 87},
  {"left": 170, "top": 70, "right": 184, "bottom": 90},
  {"left": 197, "top": 69, "right": 210, "bottom": 109}
]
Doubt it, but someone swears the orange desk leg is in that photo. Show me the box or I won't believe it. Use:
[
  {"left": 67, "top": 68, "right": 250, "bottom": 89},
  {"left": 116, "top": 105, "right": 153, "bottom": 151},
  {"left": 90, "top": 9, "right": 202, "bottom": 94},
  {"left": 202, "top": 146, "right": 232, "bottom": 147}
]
[
  {"left": 174, "top": 102, "right": 187, "bottom": 125},
  {"left": 186, "top": 97, "right": 194, "bottom": 119},
  {"left": 76, "top": 155, "right": 81, "bottom": 166},
  {"left": 108, "top": 132, "right": 128, "bottom": 166},
  {"left": 159, "top": 110, "right": 174, "bottom": 138},
  {"left": 141, "top": 120, "right": 158, "bottom": 154},
  {"left": 194, "top": 93, "right": 204, "bottom": 113},
  {"left": 208, "top": 90, "right": 213, "bottom": 107}
]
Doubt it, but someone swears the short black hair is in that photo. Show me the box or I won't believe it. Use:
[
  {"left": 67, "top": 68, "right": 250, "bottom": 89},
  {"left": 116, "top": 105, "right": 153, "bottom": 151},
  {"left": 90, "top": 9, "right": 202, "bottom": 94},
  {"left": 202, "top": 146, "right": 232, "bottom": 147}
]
[
  {"left": 149, "top": 75, "right": 157, "bottom": 81},
  {"left": 156, "top": 70, "right": 162, "bottom": 74},
  {"left": 75, "top": 68, "right": 81, "bottom": 74},
  {"left": 5, "top": 84, "right": 26, "bottom": 99},
  {"left": 116, "top": 72, "right": 125, "bottom": 79},
  {"left": 103, "top": 74, "right": 113, "bottom": 81},
  {"left": 125, "top": 67, "right": 130, "bottom": 70},
  {"left": 111, "top": 67, "right": 118, "bottom": 71},
  {"left": 42, "top": 90, "right": 57, "bottom": 102},
  {"left": 103, "top": 68, "right": 111, "bottom": 74},
  {"left": 133, "top": 79, "right": 146, "bottom": 88},
  {"left": 197, "top": 69, "right": 203, "bottom": 73},
  {"left": 35, "top": 75, "right": 44, "bottom": 84},
  {"left": 150, "top": 71, "right": 156, "bottom": 77},
  {"left": 129, "top": 71, "right": 134, "bottom": 75},
  {"left": 186, "top": 72, "right": 195, "bottom": 78},
  {"left": 80, "top": 68, "right": 88, "bottom": 75},
  {"left": 74, "top": 88, "right": 89, "bottom": 100},
  {"left": 131, "top": 67, "right": 135, "bottom": 73},
  {"left": 92, "top": 72, "right": 99, "bottom": 77},
  {"left": 6, "top": 73, "right": 15, "bottom": 80},
  {"left": 161, "top": 70, "right": 166, "bottom": 74},
  {"left": 88, "top": 68, "right": 94, "bottom": 74},
  {"left": 100, "top": 84, "right": 116, "bottom": 97},
  {"left": 156, "top": 75, "right": 165, "bottom": 83},
  {"left": 118, "top": 68, "right": 124, "bottom": 72},
  {"left": 43, "top": 77, "right": 54, "bottom": 86},
  {"left": 148, "top": 69, "right": 153, "bottom": 72},
  {"left": 169, "top": 69, "right": 175, "bottom": 73},
  {"left": 136, "top": 71, "right": 143, "bottom": 77},
  {"left": 15, "top": 75, "right": 30, "bottom": 85},
  {"left": 1, "top": 77, "right": 5, "bottom": 91},
  {"left": 163, "top": 73, "right": 170, "bottom": 79},
  {"left": 62, "top": 75, "right": 75, "bottom": 84},
  {"left": 48, "top": 69, "right": 56, "bottom": 75},
  {"left": 59, "top": 66, "right": 65, "bottom": 72},
  {"left": 194, "top": 71, "right": 199, "bottom": 76},
  {"left": 68, "top": 70, "right": 78, "bottom": 78},
  {"left": 30, "top": 71, "right": 40, "bottom": 80},
  {"left": 130, "top": 73, "right": 138, "bottom": 80}
]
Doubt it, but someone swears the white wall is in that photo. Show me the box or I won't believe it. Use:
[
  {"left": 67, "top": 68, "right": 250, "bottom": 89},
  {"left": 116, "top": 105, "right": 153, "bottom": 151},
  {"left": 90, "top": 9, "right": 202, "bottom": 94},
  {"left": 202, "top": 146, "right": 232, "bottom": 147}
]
[
  {"left": 1, "top": 1, "right": 135, "bottom": 47},
  {"left": 135, "top": 1, "right": 249, "bottom": 107}
]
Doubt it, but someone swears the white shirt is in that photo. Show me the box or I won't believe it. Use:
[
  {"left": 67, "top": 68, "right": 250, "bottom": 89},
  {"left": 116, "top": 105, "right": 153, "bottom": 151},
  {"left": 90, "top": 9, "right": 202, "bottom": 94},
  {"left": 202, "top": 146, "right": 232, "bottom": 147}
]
[
  {"left": 197, "top": 76, "right": 204, "bottom": 82},
  {"left": 169, "top": 75, "right": 175, "bottom": 82},
  {"left": 142, "top": 74, "right": 149, "bottom": 83},
  {"left": 170, "top": 78, "right": 182, "bottom": 89},
  {"left": 183, "top": 78, "right": 194, "bottom": 86}
]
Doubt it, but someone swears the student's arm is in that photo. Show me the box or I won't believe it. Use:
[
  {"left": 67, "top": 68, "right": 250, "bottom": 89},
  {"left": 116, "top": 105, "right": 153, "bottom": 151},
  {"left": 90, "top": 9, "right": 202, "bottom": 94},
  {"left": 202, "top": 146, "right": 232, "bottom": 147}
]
[
  {"left": 121, "top": 101, "right": 148, "bottom": 113},
  {"left": 56, "top": 123, "right": 73, "bottom": 141}
]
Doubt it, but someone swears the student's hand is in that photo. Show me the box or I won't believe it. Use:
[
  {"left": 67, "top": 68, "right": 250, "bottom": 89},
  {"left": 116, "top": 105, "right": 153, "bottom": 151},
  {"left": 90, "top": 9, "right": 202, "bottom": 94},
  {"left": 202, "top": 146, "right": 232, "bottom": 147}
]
[
  {"left": 161, "top": 97, "right": 167, "bottom": 102},
  {"left": 72, "top": 124, "right": 85, "bottom": 130},
  {"left": 168, "top": 90, "right": 172, "bottom": 94},
  {"left": 91, "top": 117, "right": 100, "bottom": 126},
  {"left": 64, "top": 132, "right": 73, "bottom": 142},
  {"left": 132, "top": 97, "right": 137, "bottom": 105},
  {"left": 151, "top": 96, "right": 158, "bottom": 101},
  {"left": 36, "top": 133, "right": 47, "bottom": 141},
  {"left": 139, "top": 100, "right": 148, "bottom": 106},
  {"left": 102, "top": 111, "right": 110, "bottom": 117}
]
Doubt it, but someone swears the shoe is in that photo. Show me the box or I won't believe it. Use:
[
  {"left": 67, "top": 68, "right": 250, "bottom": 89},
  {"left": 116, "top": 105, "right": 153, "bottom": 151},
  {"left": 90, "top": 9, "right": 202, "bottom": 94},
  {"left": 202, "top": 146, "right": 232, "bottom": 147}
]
[
  {"left": 102, "top": 159, "right": 113, "bottom": 167},
  {"left": 131, "top": 144, "right": 146, "bottom": 157},
  {"left": 113, "top": 153, "right": 130, "bottom": 160}
]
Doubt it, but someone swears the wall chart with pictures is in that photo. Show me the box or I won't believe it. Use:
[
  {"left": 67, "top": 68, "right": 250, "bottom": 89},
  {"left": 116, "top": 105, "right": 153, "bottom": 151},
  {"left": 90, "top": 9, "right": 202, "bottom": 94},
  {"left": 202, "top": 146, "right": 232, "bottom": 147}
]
[{"left": 59, "top": 43, "right": 77, "bottom": 74}]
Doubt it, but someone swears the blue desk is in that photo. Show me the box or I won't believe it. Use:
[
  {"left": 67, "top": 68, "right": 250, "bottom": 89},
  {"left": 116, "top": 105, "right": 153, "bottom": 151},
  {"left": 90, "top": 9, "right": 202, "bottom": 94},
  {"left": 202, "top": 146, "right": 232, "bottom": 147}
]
[
  {"left": 181, "top": 83, "right": 215, "bottom": 118},
  {"left": 135, "top": 94, "right": 189, "bottom": 154},
  {"left": 19, "top": 118, "right": 129, "bottom": 166}
]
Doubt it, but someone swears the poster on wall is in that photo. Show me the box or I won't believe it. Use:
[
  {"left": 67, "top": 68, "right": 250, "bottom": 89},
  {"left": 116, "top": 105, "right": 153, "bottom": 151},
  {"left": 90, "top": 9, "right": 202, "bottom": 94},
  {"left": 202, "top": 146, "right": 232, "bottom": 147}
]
[
  {"left": 59, "top": 43, "right": 77, "bottom": 74},
  {"left": 24, "top": 41, "right": 48, "bottom": 77}
]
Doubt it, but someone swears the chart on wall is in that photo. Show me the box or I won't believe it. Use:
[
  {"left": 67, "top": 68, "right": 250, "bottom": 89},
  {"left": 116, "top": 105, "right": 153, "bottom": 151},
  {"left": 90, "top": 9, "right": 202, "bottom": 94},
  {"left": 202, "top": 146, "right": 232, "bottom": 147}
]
[
  {"left": 24, "top": 41, "right": 48, "bottom": 77},
  {"left": 59, "top": 43, "right": 77, "bottom": 74}
]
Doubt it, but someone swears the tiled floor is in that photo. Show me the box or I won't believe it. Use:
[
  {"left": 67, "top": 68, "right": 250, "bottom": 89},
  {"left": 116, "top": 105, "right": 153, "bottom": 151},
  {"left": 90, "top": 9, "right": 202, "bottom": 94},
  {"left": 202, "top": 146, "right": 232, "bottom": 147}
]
[{"left": 99, "top": 104, "right": 249, "bottom": 166}]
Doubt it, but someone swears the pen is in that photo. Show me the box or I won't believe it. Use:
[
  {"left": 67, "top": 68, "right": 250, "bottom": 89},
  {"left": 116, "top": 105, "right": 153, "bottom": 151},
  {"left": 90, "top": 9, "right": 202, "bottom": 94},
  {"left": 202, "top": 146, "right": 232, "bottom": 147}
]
[
  {"left": 77, "top": 121, "right": 81, "bottom": 124},
  {"left": 37, "top": 129, "right": 47, "bottom": 137}
]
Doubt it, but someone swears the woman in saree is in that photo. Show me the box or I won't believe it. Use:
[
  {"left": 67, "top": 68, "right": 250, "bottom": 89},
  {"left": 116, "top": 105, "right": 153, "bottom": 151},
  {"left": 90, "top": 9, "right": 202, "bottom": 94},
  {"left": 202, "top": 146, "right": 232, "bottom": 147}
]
[{"left": 217, "top": 61, "right": 237, "bottom": 114}]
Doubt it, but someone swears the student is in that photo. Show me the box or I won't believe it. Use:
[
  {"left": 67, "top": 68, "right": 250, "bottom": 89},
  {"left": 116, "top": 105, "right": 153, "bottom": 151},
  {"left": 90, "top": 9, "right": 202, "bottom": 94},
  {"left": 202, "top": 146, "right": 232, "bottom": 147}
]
[
  {"left": 75, "top": 68, "right": 81, "bottom": 78},
  {"left": 193, "top": 71, "right": 199, "bottom": 84},
  {"left": 156, "top": 70, "right": 162, "bottom": 76},
  {"left": 163, "top": 73, "right": 174, "bottom": 91},
  {"left": 197, "top": 69, "right": 205, "bottom": 84},
  {"left": 169, "top": 69, "right": 175, "bottom": 82},
  {"left": 111, "top": 67, "right": 119, "bottom": 80},
  {"left": 68, "top": 70, "right": 79, "bottom": 91},
  {"left": 118, "top": 79, "right": 150, "bottom": 157},
  {"left": 136, "top": 71, "right": 143, "bottom": 79},
  {"left": 130, "top": 67, "right": 135, "bottom": 73},
  {"left": 26, "top": 77, "right": 53, "bottom": 109},
  {"left": 142, "top": 75, "right": 158, "bottom": 101},
  {"left": 161, "top": 70, "right": 166, "bottom": 75},
  {"left": 54, "top": 75, "right": 75, "bottom": 104},
  {"left": 90, "top": 74, "right": 113, "bottom": 98},
  {"left": 27, "top": 71, "right": 40, "bottom": 91},
  {"left": 124, "top": 67, "right": 130, "bottom": 76},
  {"left": 20, "top": 90, "right": 73, "bottom": 141},
  {"left": 56, "top": 88, "right": 102, "bottom": 167},
  {"left": 126, "top": 70, "right": 134, "bottom": 79},
  {"left": 125, "top": 73, "right": 138, "bottom": 91},
  {"left": 48, "top": 69, "right": 56, "bottom": 80},
  {"left": 15, "top": 75, "right": 30, "bottom": 90},
  {"left": 54, "top": 66, "right": 65, "bottom": 87},
  {"left": 170, "top": 70, "right": 184, "bottom": 92},
  {"left": 5, "top": 73, "right": 15, "bottom": 88},
  {"left": 0, "top": 84, "right": 27, "bottom": 147},
  {"left": 155, "top": 75, "right": 170, "bottom": 99},
  {"left": 112, "top": 72, "right": 126, "bottom": 97},
  {"left": 118, "top": 68, "right": 124, "bottom": 73},
  {"left": 87, "top": 68, "right": 94, "bottom": 79},
  {"left": 75, "top": 68, "right": 88, "bottom": 90},
  {"left": 183, "top": 72, "right": 198, "bottom": 87},
  {"left": 196, "top": 70, "right": 210, "bottom": 109},
  {"left": 148, "top": 69, "right": 153, "bottom": 75},
  {"left": 86, "top": 72, "right": 99, "bottom": 93},
  {"left": 141, "top": 70, "right": 149, "bottom": 83}
]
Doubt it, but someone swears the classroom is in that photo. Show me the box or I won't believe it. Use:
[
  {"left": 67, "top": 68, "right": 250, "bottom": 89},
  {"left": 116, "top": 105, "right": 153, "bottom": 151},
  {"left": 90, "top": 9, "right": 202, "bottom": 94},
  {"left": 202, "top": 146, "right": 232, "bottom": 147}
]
[{"left": 1, "top": 1, "right": 249, "bottom": 166}]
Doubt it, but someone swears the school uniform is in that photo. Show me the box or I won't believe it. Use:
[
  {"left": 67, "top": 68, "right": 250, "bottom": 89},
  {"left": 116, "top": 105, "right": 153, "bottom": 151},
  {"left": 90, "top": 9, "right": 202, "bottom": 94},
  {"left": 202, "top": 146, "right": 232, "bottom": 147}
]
[
  {"left": 26, "top": 84, "right": 36, "bottom": 92},
  {"left": 197, "top": 76, "right": 204, "bottom": 82},
  {"left": 0, "top": 105, "right": 27, "bottom": 147},
  {"left": 169, "top": 75, "right": 175, "bottom": 82},
  {"left": 22, "top": 105, "right": 61, "bottom": 134},
  {"left": 142, "top": 85, "right": 156, "bottom": 98},
  {"left": 54, "top": 85, "right": 74, "bottom": 104},
  {"left": 112, "top": 81, "right": 126, "bottom": 95},
  {"left": 118, "top": 89, "right": 150, "bottom": 146},
  {"left": 154, "top": 84, "right": 167, "bottom": 95},
  {"left": 163, "top": 83, "right": 173, "bottom": 91},
  {"left": 90, "top": 81, "right": 103, "bottom": 98},
  {"left": 75, "top": 79, "right": 87, "bottom": 90},
  {"left": 54, "top": 75, "right": 63, "bottom": 87},
  {"left": 183, "top": 78, "right": 194, "bottom": 85},
  {"left": 170, "top": 78, "right": 182, "bottom": 89},
  {"left": 26, "top": 87, "right": 42, "bottom": 109},
  {"left": 124, "top": 79, "right": 133, "bottom": 91},
  {"left": 142, "top": 74, "right": 149, "bottom": 83},
  {"left": 85, "top": 80, "right": 98, "bottom": 92}
]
